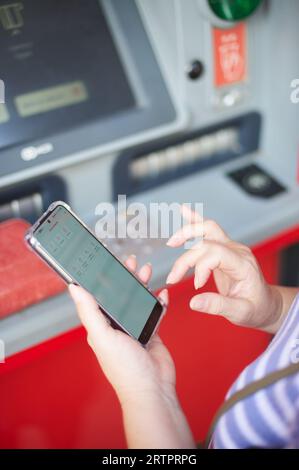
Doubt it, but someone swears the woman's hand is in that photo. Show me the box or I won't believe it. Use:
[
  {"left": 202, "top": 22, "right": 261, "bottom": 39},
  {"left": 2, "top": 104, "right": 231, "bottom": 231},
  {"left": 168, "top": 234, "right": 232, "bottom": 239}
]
[
  {"left": 69, "top": 256, "right": 195, "bottom": 448},
  {"left": 166, "top": 205, "right": 284, "bottom": 334},
  {"left": 69, "top": 256, "right": 174, "bottom": 404}
]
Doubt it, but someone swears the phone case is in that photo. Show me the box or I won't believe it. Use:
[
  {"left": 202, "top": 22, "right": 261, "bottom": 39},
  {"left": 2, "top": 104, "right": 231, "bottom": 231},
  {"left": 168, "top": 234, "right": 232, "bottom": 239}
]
[{"left": 25, "top": 200, "right": 167, "bottom": 344}]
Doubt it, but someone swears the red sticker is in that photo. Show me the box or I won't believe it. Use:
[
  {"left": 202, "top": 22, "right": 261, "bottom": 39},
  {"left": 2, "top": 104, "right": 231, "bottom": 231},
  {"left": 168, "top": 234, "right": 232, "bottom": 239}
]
[{"left": 213, "top": 23, "right": 247, "bottom": 87}]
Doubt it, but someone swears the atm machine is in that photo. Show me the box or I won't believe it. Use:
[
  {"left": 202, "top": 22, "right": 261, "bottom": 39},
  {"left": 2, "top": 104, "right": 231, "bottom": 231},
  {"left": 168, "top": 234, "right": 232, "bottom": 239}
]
[{"left": 0, "top": 0, "right": 299, "bottom": 448}]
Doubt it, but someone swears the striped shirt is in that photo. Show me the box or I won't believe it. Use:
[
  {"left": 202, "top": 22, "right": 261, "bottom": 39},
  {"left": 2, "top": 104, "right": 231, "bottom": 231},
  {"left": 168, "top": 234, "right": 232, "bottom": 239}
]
[{"left": 213, "top": 293, "right": 299, "bottom": 449}]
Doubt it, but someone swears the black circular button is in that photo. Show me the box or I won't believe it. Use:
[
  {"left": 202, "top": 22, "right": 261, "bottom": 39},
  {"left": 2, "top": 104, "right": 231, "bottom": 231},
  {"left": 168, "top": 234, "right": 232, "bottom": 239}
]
[{"left": 187, "top": 60, "right": 204, "bottom": 80}]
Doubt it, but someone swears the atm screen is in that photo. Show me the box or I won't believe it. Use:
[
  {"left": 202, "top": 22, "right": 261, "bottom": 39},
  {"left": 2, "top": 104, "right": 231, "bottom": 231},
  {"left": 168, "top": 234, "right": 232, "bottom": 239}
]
[{"left": 0, "top": 0, "right": 136, "bottom": 150}]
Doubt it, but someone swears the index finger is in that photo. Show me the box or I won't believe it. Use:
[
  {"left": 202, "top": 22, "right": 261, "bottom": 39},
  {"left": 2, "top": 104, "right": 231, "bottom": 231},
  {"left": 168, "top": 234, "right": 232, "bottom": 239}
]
[
  {"left": 181, "top": 205, "right": 229, "bottom": 241},
  {"left": 166, "top": 240, "right": 246, "bottom": 285},
  {"left": 167, "top": 218, "right": 229, "bottom": 247},
  {"left": 180, "top": 204, "right": 202, "bottom": 223}
]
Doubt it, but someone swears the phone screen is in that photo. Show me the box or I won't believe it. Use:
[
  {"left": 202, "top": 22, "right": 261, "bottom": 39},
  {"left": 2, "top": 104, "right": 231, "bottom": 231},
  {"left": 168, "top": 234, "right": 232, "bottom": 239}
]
[{"left": 34, "top": 205, "right": 162, "bottom": 341}]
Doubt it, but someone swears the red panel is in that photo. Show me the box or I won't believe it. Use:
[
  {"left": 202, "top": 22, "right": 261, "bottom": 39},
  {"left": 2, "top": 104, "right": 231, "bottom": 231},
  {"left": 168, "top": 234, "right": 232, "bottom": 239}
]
[
  {"left": 0, "top": 218, "right": 65, "bottom": 319},
  {"left": 0, "top": 328, "right": 126, "bottom": 449},
  {"left": 0, "top": 225, "right": 298, "bottom": 448},
  {"left": 253, "top": 224, "right": 299, "bottom": 257},
  {"left": 0, "top": 280, "right": 270, "bottom": 449}
]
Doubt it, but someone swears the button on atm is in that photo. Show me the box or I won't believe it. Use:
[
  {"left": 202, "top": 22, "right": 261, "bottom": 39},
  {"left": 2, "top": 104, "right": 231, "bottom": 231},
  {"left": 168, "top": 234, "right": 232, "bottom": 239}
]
[{"left": 208, "top": 0, "right": 263, "bottom": 21}]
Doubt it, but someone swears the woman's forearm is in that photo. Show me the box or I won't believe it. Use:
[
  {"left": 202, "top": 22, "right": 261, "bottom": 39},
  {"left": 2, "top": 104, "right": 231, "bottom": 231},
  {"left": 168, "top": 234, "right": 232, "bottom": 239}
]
[{"left": 120, "top": 390, "right": 196, "bottom": 449}]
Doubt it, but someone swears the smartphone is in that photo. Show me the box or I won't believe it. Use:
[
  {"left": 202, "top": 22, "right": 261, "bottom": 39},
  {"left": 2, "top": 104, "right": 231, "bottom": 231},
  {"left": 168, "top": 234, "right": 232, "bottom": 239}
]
[{"left": 25, "top": 201, "right": 166, "bottom": 345}]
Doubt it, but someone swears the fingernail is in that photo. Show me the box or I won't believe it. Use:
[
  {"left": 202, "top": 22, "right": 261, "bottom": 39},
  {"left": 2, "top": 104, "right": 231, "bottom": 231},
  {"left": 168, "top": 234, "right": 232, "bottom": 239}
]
[
  {"left": 68, "top": 283, "right": 81, "bottom": 301},
  {"left": 160, "top": 288, "right": 169, "bottom": 299},
  {"left": 190, "top": 297, "right": 205, "bottom": 310},
  {"left": 166, "top": 272, "right": 177, "bottom": 284},
  {"left": 166, "top": 237, "right": 174, "bottom": 246},
  {"left": 69, "top": 283, "right": 79, "bottom": 291},
  {"left": 129, "top": 254, "right": 136, "bottom": 258},
  {"left": 166, "top": 236, "right": 179, "bottom": 246},
  {"left": 194, "top": 278, "right": 199, "bottom": 290}
]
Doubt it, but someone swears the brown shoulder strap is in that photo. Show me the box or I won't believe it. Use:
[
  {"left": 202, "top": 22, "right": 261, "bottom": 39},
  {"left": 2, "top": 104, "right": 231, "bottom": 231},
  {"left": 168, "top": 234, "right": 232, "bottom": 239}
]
[{"left": 205, "top": 361, "right": 299, "bottom": 448}]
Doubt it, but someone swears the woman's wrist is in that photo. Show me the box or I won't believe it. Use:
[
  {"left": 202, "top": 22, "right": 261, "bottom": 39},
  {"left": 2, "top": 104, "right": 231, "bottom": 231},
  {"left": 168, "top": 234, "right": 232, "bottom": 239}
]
[
  {"left": 118, "top": 384, "right": 181, "bottom": 426},
  {"left": 261, "top": 285, "right": 298, "bottom": 334},
  {"left": 118, "top": 387, "right": 195, "bottom": 449},
  {"left": 261, "top": 285, "right": 284, "bottom": 334}
]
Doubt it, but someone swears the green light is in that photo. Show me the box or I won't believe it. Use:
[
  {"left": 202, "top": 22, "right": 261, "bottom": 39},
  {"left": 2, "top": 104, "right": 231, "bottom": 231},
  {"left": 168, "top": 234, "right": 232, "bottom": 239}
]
[{"left": 208, "top": 0, "right": 262, "bottom": 21}]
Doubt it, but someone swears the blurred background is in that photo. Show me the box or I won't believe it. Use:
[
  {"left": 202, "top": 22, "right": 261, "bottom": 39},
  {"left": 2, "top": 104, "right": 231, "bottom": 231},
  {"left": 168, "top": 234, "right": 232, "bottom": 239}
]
[{"left": 0, "top": 0, "right": 298, "bottom": 448}]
